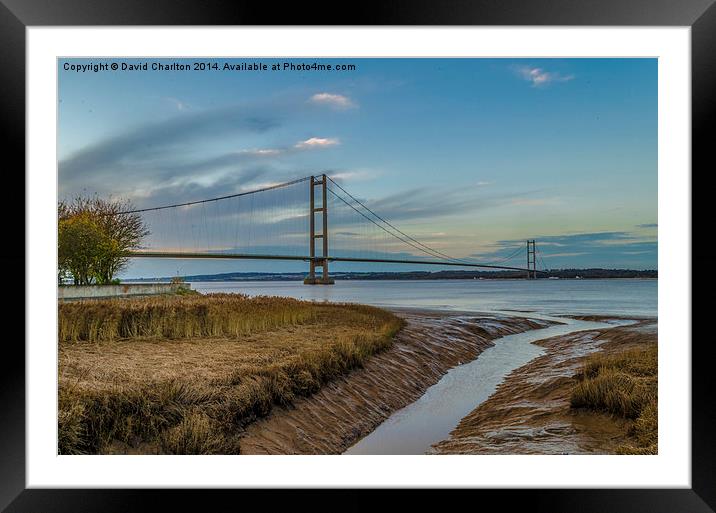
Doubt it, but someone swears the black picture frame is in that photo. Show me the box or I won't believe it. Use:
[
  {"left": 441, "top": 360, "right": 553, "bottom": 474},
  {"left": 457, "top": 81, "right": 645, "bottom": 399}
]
[{"left": 2, "top": 1, "right": 712, "bottom": 511}]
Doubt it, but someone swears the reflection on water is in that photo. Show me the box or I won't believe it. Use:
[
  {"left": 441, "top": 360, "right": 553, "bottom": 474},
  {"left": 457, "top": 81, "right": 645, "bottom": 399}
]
[
  {"left": 191, "top": 278, "right": 657, "bottom": 318},
  {"left": 343, "top": 316, "right": 637, "bottom": 455}
]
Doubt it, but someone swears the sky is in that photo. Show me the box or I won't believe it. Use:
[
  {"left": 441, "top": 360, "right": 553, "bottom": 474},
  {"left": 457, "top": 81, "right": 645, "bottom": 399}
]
[{"left": 58, "top": 58, "right": 657, "bottom": 277}]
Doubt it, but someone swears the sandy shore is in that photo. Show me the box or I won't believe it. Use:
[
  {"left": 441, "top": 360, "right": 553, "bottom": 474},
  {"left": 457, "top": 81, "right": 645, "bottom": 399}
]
[
  {"left": 238, "top": 309, "right": 552, "bottom": 454},
  {"left": 431, "top": 317, "right": 657, "bottom": 454}
]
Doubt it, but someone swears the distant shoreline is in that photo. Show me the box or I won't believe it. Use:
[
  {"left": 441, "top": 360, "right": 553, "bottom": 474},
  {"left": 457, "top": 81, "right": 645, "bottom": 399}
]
[{"left": 124, "top": 269, "right": 657, "bottom": 283}]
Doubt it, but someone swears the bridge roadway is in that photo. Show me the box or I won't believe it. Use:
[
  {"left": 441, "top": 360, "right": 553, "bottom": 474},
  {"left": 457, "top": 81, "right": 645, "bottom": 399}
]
[{"left": 127, "top": 251, "right": 545, "bottom": 274}]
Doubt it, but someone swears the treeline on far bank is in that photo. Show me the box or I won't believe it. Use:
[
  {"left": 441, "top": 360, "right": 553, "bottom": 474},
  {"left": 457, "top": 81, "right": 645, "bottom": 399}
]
[
  {"left": 336, "top": 269, "right": 657, "bottom": 280},
  {"left": 141, "top": 268, "right": 658, "bottom": 283}
]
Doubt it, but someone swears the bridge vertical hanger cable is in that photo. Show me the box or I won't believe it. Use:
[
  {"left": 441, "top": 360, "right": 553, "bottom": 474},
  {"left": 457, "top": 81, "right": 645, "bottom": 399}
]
[
  {"left": 189, "top": 205, "right": 197, "bottom": 253},
  {"left": 233, "top": 194, "right": 239, "bottom": 254},
  {"left": 536, "top": 246, "right": 548, "bottom": 271},
  {"left": 326, "top": 176, "right": 530, "bottom": 268},
  {"left": 326, "top": 182, "right": 470, "bottom": 265},
  {"left": 121, "top": 174, "right": 542, "bottom": 275},
  {"left": 326, "top": 176, "right": 472, "bottom": 265},
  {"left": 482, "top": 245, "right": 524, "bottom": 265},
  {"left": 247, "top": 195, "right": 256, "bottom": 253},
  {"left": 201, "top": 202, "right": 208, "bottom": 253},
  {"left": 220, "top": 195, "right": 228, "bottom": 253}
]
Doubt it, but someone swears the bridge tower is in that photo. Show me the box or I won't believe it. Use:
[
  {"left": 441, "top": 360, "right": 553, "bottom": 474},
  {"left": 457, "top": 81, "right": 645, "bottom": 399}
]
[
  {"left": 526, "top": 239, "right": 537, "bottom": 279},
  {"left": 304, "top": 174, "right": 334, "bottom": 285}
]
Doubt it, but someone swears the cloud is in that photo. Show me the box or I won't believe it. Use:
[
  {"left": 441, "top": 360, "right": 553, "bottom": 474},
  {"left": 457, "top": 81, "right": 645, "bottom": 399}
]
[
  {"left": 509, "top": 198, "right": 555, "bottom": 207},
  {"left": 308, "top": 92, "right": 357, "bottom": 110},
  {"left": 329, "top": 169, "right": 380, "bottom": 182},
  {"left": 126, "top": 166, "right": 271, "bottom": 209},
  {"left": 335, "top": 185, "right": 549, "bottom": 225},
  {"left": 58, "top": 93, "right": 342, "bottom": 204},
  {"left": 294, "top": 137, "right": 340, "bottom": 149},
  {"left": 472, "top": 231, "right": 657, "bottom": 269},
  {"left": 546, "top": 252, "right": 589, "bottom": 258},
  {"left": 59, "top": 104, "right": 281, "bottom": 191},
  {"left": 481, "top": 231, "right": 655, "bottom": 254},
  {"left": 241, "top": 148, "right": 283, "bottom": 156},
  {"left": 513, "top": 65, "right": 574, "bottom": 87},
  {"left": 150, "top": 148, "right": 284, "bottom": 177},
  {"left": 153, "top": 137, "right": 336, "bottom": 179},
  {"left": 165, "top": 97, "right": 190, "bottom": 111},
  {"left": 529, "top": 231, "right": 652, "bottom": 247}
]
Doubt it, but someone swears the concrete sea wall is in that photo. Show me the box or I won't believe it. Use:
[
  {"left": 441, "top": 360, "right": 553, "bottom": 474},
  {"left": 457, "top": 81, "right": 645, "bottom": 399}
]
[{"left": 58, "top": 283, "right": 191, "bottom": 300}]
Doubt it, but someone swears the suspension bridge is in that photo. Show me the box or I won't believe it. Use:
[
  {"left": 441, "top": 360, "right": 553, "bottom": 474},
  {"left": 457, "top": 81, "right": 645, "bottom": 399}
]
[{"left": 124, "top": 174, "right": 548, "bottom": 284}]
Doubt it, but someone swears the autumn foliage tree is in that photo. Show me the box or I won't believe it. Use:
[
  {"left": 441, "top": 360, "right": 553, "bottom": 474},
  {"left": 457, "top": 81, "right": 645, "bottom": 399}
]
[{"left": 58, "top": 197, "right": 149, "bottom": 285}]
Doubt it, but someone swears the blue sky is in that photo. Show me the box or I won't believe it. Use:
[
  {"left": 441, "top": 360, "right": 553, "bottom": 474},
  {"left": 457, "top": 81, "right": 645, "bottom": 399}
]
[{"left": 58, "top": 58, "right": 657, "bottom": 277}]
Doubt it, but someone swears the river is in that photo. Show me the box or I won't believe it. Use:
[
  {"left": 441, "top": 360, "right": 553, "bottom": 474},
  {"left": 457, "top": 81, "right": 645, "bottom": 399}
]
[
  {"left": 190, "top": 278, "right": 656, "bottom": 454},
  {"left": 189, "top": 278, "right": 657, "bottom": 318}
]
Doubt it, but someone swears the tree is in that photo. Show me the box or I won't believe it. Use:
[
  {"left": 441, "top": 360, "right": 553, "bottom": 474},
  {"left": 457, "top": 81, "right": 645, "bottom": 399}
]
[
  {"left": 58, "top": 212, "right": 107, "bottom": 285},
  {"left": 58, "top": 196, "right": 149, "bottom": 285}
]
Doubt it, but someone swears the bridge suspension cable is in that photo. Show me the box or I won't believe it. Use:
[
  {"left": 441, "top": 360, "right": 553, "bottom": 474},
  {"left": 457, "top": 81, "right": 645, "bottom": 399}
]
[
  {"left": 326, "top": 176, "right": 477, "bottom": 266},
  {"left": 326, "top": 176, "right": 531, "bottom": 268},
  {"left": 119, "top": 172, "right": 544, "bottom": 279},
  {"left": 114, "top": 176, "right": 312, "bottom": 215},
  {"left": 327, "top": 185, "right": 466, "bottom": 265},
  {"left": 480, "top": 245, "right": 525, "bottom": 265}
]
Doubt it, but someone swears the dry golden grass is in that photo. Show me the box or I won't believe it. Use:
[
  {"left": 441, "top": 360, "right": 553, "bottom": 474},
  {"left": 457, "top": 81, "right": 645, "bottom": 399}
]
[
  {"left": 571, "top": 343, "right": 657, "bottom": 454},
  {"left": 59, "top": 293, "right": 319, "bottom": 342},
  {"left": 58, "top": 294, "right": 403, "bottom": 454}
]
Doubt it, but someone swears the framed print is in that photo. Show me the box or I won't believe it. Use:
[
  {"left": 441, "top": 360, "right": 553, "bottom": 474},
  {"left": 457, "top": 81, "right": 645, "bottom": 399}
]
[{"left": 3, "top": 0, "right": 714, "bottom": 511}]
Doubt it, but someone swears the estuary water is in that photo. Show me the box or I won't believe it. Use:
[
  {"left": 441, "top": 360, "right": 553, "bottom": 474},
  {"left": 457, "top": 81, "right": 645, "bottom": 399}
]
[
  {"left": 191, "top": 278, "right": 655, "bottom": 454},
  {"left": 190, "top": 278, "right": 657, "bottom": 318}
]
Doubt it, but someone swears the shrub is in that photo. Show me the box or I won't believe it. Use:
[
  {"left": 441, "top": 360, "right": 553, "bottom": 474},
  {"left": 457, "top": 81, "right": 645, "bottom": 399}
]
[{"left": 571, "top": 344, "right": 657, "bottom": 454}]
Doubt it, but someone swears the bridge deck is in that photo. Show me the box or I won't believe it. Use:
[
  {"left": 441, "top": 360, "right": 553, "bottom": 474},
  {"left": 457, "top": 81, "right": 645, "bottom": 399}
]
[{"left": 127, "top": 251, "right": 543, "bottom": 273}]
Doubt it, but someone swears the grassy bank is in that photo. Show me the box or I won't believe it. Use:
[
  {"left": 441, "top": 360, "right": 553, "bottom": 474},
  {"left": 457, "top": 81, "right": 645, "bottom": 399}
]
[
  {"left": 59, "top": 293, "right": 319, "bottom": 342},
  {"left": 570, "top": 343, "right": 657, "bottom": 454},
  {"left": 58, "top": 294, "right": 403, "bottom": 454}
]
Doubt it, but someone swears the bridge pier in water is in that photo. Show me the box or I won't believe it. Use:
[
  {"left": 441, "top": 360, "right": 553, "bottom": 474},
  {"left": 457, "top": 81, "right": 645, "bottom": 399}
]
[
  {"left": 304, "top": 174, "right": 334, "bottom": 285},
  {"left": 526, "top": 239, "right": 537, "bottom": 279}
]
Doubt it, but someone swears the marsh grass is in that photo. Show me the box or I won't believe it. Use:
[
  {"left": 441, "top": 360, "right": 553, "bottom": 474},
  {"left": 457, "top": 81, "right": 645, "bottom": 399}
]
[
  {"left": 59, "top": 293, "right": 320, "bottom": 342},
  {"left": 571, "top": 344, "right": 657, "bottom": 454},
  {"left": 58, "top": 294, "right": 403, "bottom": 454}
]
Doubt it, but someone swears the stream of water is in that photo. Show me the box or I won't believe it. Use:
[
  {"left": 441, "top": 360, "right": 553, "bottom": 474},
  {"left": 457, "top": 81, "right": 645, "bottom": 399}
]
[{"left": 344, "top": 314, "right": 636, "bottom": 454}]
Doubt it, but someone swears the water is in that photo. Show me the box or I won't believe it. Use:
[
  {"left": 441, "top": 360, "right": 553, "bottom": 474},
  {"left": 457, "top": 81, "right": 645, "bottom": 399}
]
[
  {"left": 190, "top": 278, "right": 655, "bottom": 454},
  {"left": 190, "top": 279, "right": 657, "bottom": 318},
  {"left": 344, "top": 315, "right": 635, "bottom": 455}
]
